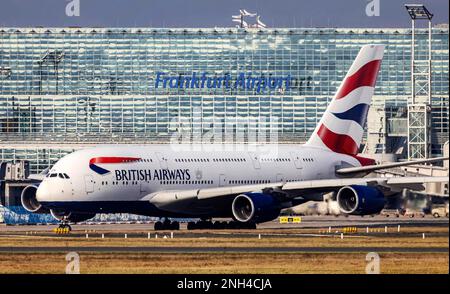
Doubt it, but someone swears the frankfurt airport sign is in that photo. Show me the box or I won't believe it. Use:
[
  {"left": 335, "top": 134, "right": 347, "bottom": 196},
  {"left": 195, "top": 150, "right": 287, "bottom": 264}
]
[{"left": 155, "top": 72, "right": 291, "bottom": 93}]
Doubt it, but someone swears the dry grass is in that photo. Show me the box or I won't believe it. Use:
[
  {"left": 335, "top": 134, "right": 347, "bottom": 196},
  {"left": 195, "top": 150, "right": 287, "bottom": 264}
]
[
  {"left": 0, "top": 252, "right": 447, "bottom": 274},
  {"left": 0, "top": 235, "right": 447, "bottom": 248},
  {"left": 0, "top": 225, "right": 447, "bottom": 274}
]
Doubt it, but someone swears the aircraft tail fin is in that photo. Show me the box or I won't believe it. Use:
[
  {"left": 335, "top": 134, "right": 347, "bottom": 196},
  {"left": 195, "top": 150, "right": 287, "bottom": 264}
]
[{"left": 305, "top": 44, "right": 384, "bottom": 156}]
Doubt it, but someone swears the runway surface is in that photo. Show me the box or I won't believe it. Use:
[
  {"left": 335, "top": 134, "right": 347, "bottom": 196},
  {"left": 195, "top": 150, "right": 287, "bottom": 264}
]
[
  {"left": 0, "top": 215, "right": 448, "bottom": 233},
  {"left": 0, "top": 246, "right": 447, "bottom": 253}
]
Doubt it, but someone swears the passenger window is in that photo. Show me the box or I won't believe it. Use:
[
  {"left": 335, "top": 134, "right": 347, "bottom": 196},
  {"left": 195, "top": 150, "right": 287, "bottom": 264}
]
[
  {"left": 50, "top": 173, "right": 57, "bottom": 178},
  {"left": 63, "top": 173, "right": 70, "bottom": 179}
]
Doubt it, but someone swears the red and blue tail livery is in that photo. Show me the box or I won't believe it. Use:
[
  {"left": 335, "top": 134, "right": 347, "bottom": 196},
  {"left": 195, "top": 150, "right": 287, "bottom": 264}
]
[
  {"left": 306, "top": 44, "right": 384, "bottom": 156},
  {"left": 89, "top": 157, "right": 141, "bottom": 175}
]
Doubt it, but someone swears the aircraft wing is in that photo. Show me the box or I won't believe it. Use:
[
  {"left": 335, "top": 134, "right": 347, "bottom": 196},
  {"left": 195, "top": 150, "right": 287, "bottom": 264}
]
[
  {"left": 336, "top": 156, "right": 448, "bottom": 175},
  {"left": 280, "top": 176, "right": 449, "bottom": 195},
  {"left": 145, "top": 176, "right": 449, "bottom": 207}
]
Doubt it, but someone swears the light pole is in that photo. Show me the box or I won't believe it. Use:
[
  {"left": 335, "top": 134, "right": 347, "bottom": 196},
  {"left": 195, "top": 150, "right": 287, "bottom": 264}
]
[{"left": 404, "top": 4, "right": 433, "bottom": 160}]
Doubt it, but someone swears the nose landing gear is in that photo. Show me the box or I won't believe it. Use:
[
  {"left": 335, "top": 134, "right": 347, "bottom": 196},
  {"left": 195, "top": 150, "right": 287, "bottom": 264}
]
[
  {"left": 59, "top": 223, "right": 72, "bottom": 231},
  {"left": 54, "top": 217, "right": 72, "bottom": 233}
]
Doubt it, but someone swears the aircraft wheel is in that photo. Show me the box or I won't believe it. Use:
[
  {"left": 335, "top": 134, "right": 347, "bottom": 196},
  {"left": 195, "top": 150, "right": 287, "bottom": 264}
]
[
  {"left": 246, "top": 222, "right": 257, "bottom": 230},
  {"left": 213, "top": 221, "right": 223, "bottom": 230},
  {"left": 171, "top": 221, "right": 180, "bottom": 230},
  {"left": 154, "top": 221, "right": 163, "bottom": 230},
  {"left": 227, "top": 221, "right": 237, "bottom": 229},
  {"left": 58, "top": 223, "right": 71, "bottom": 230},
  {"left": 187, "top": 222, "right": 196, "bottom": 230},
  {"left": 197, "top": 221, "right": 208, "bottom": 229},
  {"left": 198, "top": 221, "right": 206, "bottom": 229}
]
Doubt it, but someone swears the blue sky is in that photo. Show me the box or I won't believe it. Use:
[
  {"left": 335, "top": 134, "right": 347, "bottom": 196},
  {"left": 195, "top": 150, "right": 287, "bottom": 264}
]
[{"left": 0, "top": 0, "right": 448, "bottom": 28}]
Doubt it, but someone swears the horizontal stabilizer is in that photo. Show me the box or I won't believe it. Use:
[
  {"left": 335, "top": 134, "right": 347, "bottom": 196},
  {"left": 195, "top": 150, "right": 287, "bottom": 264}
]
[{"left": 336, "top": 156, "right": 449, "bottom": 175}]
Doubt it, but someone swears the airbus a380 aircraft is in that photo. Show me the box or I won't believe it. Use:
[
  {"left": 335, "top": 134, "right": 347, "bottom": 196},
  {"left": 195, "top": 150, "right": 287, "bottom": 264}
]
[{"left": 21, "top": 45, "right": 448, "bottom": 230}]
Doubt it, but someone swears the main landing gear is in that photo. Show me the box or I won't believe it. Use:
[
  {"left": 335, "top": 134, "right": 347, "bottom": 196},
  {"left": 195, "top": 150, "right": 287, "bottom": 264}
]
[
  {"left": 153, "top": 219, "right": 257, "bottom": 230},
  {"left": 187, "top": 220, "right": 257, "bottom": 230},
  {"left": 154, "top": 219, "right": 180, "bottom": 230}
]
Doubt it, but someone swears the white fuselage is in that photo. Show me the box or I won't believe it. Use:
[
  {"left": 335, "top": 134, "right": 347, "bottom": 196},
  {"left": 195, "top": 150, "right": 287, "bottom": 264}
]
[{"left": 36, "top": 144, "right": 361, "bottom": 217}]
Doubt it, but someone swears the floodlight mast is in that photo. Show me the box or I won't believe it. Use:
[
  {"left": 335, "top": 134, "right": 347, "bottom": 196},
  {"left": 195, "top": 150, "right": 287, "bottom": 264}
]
[
  {"left": 405, "top": 4, "right": 433, "bottom": 105},
  {"left": 404, "top": 4, "right": 434, "bottom": 160}
]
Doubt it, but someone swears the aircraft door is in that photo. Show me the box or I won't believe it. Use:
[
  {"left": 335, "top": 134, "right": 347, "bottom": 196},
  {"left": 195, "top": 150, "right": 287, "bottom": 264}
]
[
  {"left": 248, "top": 153, "right": 261, "bottom": 169},
  {"left": 155, "top": 152, "right": 168, "bottom": 169},
  {"left": 290, "top": 152, "right": 302, "bottom": 169},
  {"left": 84, "top": 175, "right": 94, "bottom": 193},
  {"left": 140, "top": 182, "right": 150, "bottom": 195},
  {"left": 276, "top": 173, "right": 285, "bottom": 183},
  {"left": 219, "top": 174, "right": 227, "bottom": 187}
]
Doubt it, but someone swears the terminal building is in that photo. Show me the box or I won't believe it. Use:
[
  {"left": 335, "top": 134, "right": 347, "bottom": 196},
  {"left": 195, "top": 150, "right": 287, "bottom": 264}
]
[{"left": 0, "top": 27, "right": 448, "bottom": 174}]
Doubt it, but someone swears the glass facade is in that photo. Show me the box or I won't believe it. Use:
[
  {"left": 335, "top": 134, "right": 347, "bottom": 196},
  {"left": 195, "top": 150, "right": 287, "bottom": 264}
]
[{"left": 0, "top": 27, "right": 448, "bottom": 173}]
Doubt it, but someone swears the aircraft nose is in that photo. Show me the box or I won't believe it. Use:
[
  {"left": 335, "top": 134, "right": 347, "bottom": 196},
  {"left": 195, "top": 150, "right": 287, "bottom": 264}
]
[{"left": 36, "top": 181, "right": 51, "bottom": 202}]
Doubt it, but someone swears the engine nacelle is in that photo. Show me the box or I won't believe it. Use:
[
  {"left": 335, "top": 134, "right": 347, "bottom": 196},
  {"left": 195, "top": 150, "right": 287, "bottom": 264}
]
[
  {"left": 50, "top": 209, "right": 96, "bottom": 223},
  {"left": 336, "top": 185, "right": 385, "bottom": 215},
  {"left": 232, "top": 193, "right": 280, "bottom": 223},
  {"left": 21, "top": 185, "right": 49, "bottom": 214}
]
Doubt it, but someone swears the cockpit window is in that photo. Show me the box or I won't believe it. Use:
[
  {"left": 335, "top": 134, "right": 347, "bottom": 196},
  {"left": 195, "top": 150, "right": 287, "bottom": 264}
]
[{"left": 47, "top": 173, "right": 69, "bottom": 179}]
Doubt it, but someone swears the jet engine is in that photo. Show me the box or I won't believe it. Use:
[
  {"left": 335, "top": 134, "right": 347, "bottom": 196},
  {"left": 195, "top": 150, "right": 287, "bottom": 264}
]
[
  {"left": 336, "top": 185, "right": 385, "bottom": 215},
  {"left": 21, "top": 185, "right": 49, "bottom": 214},
  {"left": 50, "top": 209, "right": 96, "bottom": 223},
  {"left": 231, "top": 193, "right": 280, "bottom": 223}
]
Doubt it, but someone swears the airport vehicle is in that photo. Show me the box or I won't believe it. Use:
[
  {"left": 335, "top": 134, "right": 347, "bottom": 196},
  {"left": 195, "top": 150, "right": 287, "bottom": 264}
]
[
  {"left": 20, "top": 45, "right": 449, "bottom": 230},
  {"left": 431, "top": 205, "right": 449, "bottom": 218},
  {"left": 381, "top": 209, "right": 405, "bottom": 218},
  {"left": 405, "top": 209, "right": 426, "bottom": 218}
]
